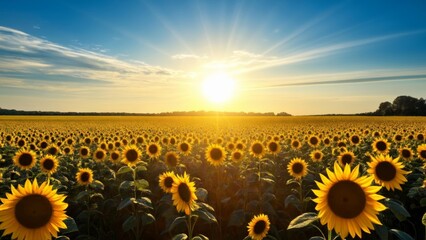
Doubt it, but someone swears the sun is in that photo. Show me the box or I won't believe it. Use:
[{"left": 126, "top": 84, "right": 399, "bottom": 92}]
[{"left": 202, "top": 72, "right": 236, "bottom": 103}]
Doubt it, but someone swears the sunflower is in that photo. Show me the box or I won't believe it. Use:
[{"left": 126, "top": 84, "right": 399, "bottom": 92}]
[
  {"left": 79, "top": 146, "right": 91, "bottom": 159},
  {"left": 372, "top": 138, "right": 390, "bottom": 154},
  {"left": 40, "top": 155, "right": 59, "bottom": 174},
  {"left": 367, "top": 154, "right": 410, "bottom": 191},
  {"left": 249, "top": 141, "right": 265, "bottom": 158},
  {"left": 309, "top": 150, "right": 323, "bottom": 162},
  {"left": 205, "top": 144, "right": 227, "bottom": 166},
  {"left": 247, "top": 214, "right": 270, "bottom": 240},
  {"left": 178, "top": 142, "right": 192, "bottom": 156},
  {"left": 171, "top": 172, "right": 198, "bottom": 215},
  {"left": 13, "top": 149, "right": 37, "bottom": 170},
  {"left": 267, "top": 140, "right": 281, "bottom": 155},
  {"left": 399, "top": 147, "right": 414, "bottom": 161},
  {"left": 46, "top": 144, "right": 60, "bottom": 156},
  {"left": 0, "top": 179, "right": 68, "bottom": 240},
  {"left": 39, "top": 141, "right": 49, "bottom": 150},
  {"left": 235, "top": 141, "right": 245, "bottom": 151},
  {"left": 109, "top": 150, "right": 121, "bottom": 163},
  {"left": 350, "top": 135, "right": 361, "bottom": 145},
  {"left": 76, "top": 168, "right": 94, "bottom": 186},
  {"left": 93, "top": 148, "right": 107, "bottom": 162},
  {"left": 417, "top": 144, "right": 426, "bottom": 161},
  {"left": 337, "top": 150, "right": 356, "bottom": 166},
  {"left": 308, "top": 135, "right": 320, "bottom": 148},
  {"left": 146, "top": 142, "right": 162, "bottom": 159},
  {"left": 290, "top": 139, "right": 302, "bottom": 150},
  {"left": 122, "top": 145, "right": 142, "bottom": 166},
  {"left": 287, "top": 158, "right": 309, "bottom": 179},
  {"left": 312, "top": 162, "right": 386, "bottom": 239},
  {"left": 159, "top": 171, "right": 176, "bottom": 193},
  {"left": 226, "top": 142, "right": 236, "bottom": 151},
  {"left": 231, "top": 150, "right": 244, "bottom": 162},
  {"left": 16, "top": 138, "right": 26, "bottom": 148},
  {"left": 62, "top": 146, "right": 73, "bottom": 155},
  {"left": 164, "top": 151, "right": 180, "bottom": 168}
]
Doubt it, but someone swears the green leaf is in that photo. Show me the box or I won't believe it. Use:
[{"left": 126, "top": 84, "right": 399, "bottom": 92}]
[
  {"left": 136, "top": 197, "right": 153, "bottom": 210},
  {"left": 420, "top": 198, "right": 426, "bottom": 207},
  {"left": 116, "top": 166, "right": 132, "bottom": 175},
  {"left": 286, "top": 178, "right": 301, "bottom": 186},
  {"left": 389, "top": 229, "right": 415, "bottom": 240},
  {"left": 375, "top": 224, "right": 389, "bottom": 240},
  {"left": 119, "top": 180, "right": 133, "bottom": 192},
  {"left": 135, "top": 165, "right": 147, "bottom": 173},
  {"left": 308, "top": 237, "right": 324, "bottom": 240},
  {"left": 141, "top": 213, "right": 155, "bottom": 226},
  {"left": 122, "top": 215, "right": 137, "bottom": 232},
  {"left": 168, "top": 216, "right": 187, "bottom": 232},
  {"left": 60, "top": 217, "right": 79, "bottom": 235},
  {"left": 192, "top": 234, "right": 209, "bottom": 240},
  {"left": 56, "top": 236, "right": 71, "bottom": 240},
  {"left": 194, "top": 208, "right": 217, "bottom": 224},
  {"left": 117, "top": 197, "right": 134, "bottom": 211},
  {"left": 285, "top": 195, "right": 301, "bottom": 208},
  {"left": 134, "top": 179, "right": 149, "bottom": 191},
  {"left": 384, "top": 198, "right": 410, "bottom": 221},
  {"left": 89, "top": 180, "right": 104, "bottom": 191},
  {"left": 227, "top": 209, "right": 245, "bottom": 227},
  {"left": 287, "top": 212, "right": 318, "bottom": 230},
  {"left": 172, "top": 233, "right": 188, "bottom": 240},
  {"left": 422, "top": 213, "right": 426, "bottom": 226},
  {"left": 195, "top": 188, "right": 208, "bottom": 202},
  {"left": 76, "top": 191, "right": 90, "bottom": 201}
]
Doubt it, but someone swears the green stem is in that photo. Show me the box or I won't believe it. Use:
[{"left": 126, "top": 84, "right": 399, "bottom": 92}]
[
  {"left": 47, "top": 173, "right": 50, "bottom": 185},
  {"left": 187, "top": 214, "right": 193, "bottom": 239},
  {"left": 328, "top": 229, "right": 332, "bottom": 240},
  {"left": 133, "top": 167, "right": 137, "bottom": 199}
]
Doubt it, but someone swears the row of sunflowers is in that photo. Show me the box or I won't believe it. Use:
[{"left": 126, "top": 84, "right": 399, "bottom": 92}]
[{"left": 0, "top": 116, "right": 425, "bottom": 240}]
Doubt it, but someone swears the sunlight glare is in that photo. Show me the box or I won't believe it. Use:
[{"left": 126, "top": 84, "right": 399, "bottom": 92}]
[{"left": 202, "top": 72, "right": 236, "bottom": 104}]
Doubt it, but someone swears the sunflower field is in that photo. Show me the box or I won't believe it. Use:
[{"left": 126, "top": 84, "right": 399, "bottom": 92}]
[{"left": 0, "top": 116, "right": 425, "bottom": 240}]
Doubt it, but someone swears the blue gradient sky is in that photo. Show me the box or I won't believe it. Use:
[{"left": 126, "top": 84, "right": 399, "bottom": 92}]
[{"left": 1, "top": 0, "right": 426, "bottom": 115}]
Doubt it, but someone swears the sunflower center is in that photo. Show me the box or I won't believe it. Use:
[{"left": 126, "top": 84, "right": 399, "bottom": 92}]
[
  {"left": 180, "top": 143, "right": 189, "bottom": 152},
  {"left": 64, "top": 148, "right": 71, "bottom": 154},
  {"left": 420, "top": 150, "right": 426, "bottom": 159},
  {"left": 309, "top": 137, "right": 318, "bottom": 146},
  {"left": 15, "top": 194, "right": 53, "bottom": 229},
  {"left": 233, "top": 152, "right": 242, "bottom": 160},
  {"left": 351, "top": 136, "right": 360, "bottom": 144},
  {"left": 81, "top": 172, "right": 90, "bottom": 182},
  {"left": 40, "top": 142, "right": 48, "bottom": 149},
  {"left": 164, "top": 176, "right": 174, "bottom": 188},
  {"left": 314, "top": 153, "right": 321, "bottom": 159},
  {"left": 268, "top": 142, "right": 278, "bottom": 152},
  {"left": 401, "top": 149, "right": 411, "bottom": 158},
  {"left": 166, "top": 154, "right": 178, "bottom": 166},
  {"left": 327, "top": 180, "right": 365, "bottom": 219},
  {"left": 48, "top": 147, "right": 58, "bottom": 155},
  {"left": 111, "top": 152, "right": 119, "bottom": 161},
  {"left": 81, "top": 148, "right": 88, "bottom": 156},
  {"left": 95, "top": 151, "right": 105, "bottom": 159},
  {"left": 210, "top": 148, "right": 223, "bottom": 161},
  {"left": 43, "top": 159, "right": 55, "bottom": 170},
  {"left": 292, "top": 141, "right": 299, "bottom": 148},
  {"left": 252, "top": 143, "right": 263, "bottom": 154},
  {"left": 375, "top": 141, "right": 387, "bottom": 151},
  {"left": 292, "top": 162, "right": 304, "bottom": 174},
  {"left": 341, "top": 154, "right": 353, "bottom": 165},
  {"left": 178, "top": 183, "right": 191, "bottom": 202},
  {"left": 149, "top": 144, "right": 158, "bottom": 154},
  {"left": 395, "top": 135, "right": 402, "bottom": 141},
  {"left": 375, "top": 161, "right": 396, "bottom": 181},
  {"left": 253, "top": 220, "right": 266, "bottom": 234},
  {"left": 126, "top": 149, "right": 138, "bottom": 162},
  {"left": 19, "top": 153, "right": 34, "bottom": 166}
]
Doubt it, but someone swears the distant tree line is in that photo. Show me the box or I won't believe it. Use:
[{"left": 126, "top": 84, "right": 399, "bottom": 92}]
[
  {"left": 360, "top": 96, "right": 426, "bottom": 116},
  {"left": 0, "top": 108, "right": 292, "bottom": 116}
]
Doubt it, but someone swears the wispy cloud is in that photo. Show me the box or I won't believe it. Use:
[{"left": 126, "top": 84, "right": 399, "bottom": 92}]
[
  {"left": 0, "top": 26, "right": 183, "bottom": 93},
  {"left": 171, "top": 54, "right": 208, "bottom": 60}
]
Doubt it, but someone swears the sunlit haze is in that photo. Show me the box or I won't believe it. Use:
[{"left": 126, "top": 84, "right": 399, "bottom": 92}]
[{"left": 0, "top": 1, "right": 425, "bottom": 115}]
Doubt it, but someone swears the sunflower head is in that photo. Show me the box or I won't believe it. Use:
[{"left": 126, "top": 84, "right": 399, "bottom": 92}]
[
  {"left": 46, "top": 144, "right": 60, "bottom": 156},
  {"left": 171, "top": 172, "right": 198, "bottom": 215},
  {"left": 146, "top": 143, "right": 162, "bottom": 159},
  {"left": 399, "top": 147, "right": 413, "bottom": 160},
  {"left": 122, "top": 145, "right": 142, "bottom": 166},
  {"left": 159, "top": 171, "right": 176, "bottom": 193},
  {"left": 205, "top": 144, "right": 227, "bottom": 166},
  {"left": 13, "top": 149, "right": 37, "bottom": 170},
  {"left": 164, "top": 151, "right": 180, "bottom": 168},
  {"left": 178, "top": 142, "right": 192, "bottom": 156},
  {"left": 350, "top": 135, "right": 361, "bottom": 145},
  {"left": 367, "top": 154, "right": 410, "bottom": 191},
  {"left": 308, "top": 135, "right": 320, "bottom": 147},
  {"left": 79, "top": 146, "right": 91, "bottom": 159},
  {"left": 249, "top": 141, "right": 265, "bottom": 158},
  {"left": 287, "top": 157, "right": 309, "bottom": 180},
  {"left": 309, "top": 150, "right": 323, "bottom": 162},
  {"left": 40, "top": 155, "right": 59, "bottom": 174},
  {"left": 62, "top": 146, "right": 73, "bottom": 155},
  {"left": 247, "top": 214, "right": 270, "bottom": 240},
  {"left": 312, "top": 162, "right": 386, "bottom": 239},
  {"left": 231, "top": 150, "right": 244, "bottom": 162},
  {"left": 267, "top": 140, "right": 281, "bottom": 155},
  {"left": 417, "top": 144, "right": 426, "bottom": 161},
  {"left": 290, "top": 139, "right": 301, "bottom": 150},
  {"left": 93, "top": 148, "right": 107, "bottom": 162},
  {"left": 337, "top": 150, "right": 356, "bottom": 166},
  {"left": 76, "top": 168, "right": 94, "bottom": 186},
  {"left": 109, "top": 150, "right": 121, "bottom": 163},
  {"left": 0, "top": 179, "right": 68, "bottom": 240},
  {"left": 372, "top": 138, "right": 390, "bottom": 154}
]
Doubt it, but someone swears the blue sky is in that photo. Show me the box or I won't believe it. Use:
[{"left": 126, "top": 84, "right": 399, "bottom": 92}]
[{"left": 1, "top": 0, "right": 426, "bottom": 115}]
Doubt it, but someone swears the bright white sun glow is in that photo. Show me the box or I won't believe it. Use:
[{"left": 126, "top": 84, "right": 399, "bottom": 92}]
[{"left": 202, "top": 72, "right": 236, "bottom": 103}]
